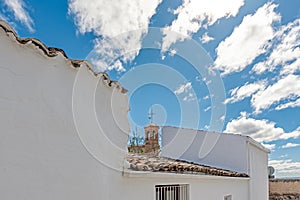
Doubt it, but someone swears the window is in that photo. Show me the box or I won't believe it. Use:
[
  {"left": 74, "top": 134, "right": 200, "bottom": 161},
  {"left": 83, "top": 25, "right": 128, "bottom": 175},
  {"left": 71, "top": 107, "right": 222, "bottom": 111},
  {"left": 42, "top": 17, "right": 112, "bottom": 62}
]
[
  {"left": 155, "top": 184, "right": 189, "bottom": 200},
  {"left": 224, "top": 195, "right": 232, "bottom": 200}
]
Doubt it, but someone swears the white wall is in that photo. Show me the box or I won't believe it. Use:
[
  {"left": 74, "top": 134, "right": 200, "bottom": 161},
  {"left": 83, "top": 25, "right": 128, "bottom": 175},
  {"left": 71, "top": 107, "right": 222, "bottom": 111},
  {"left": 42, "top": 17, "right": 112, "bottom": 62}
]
[
  {"left": 0, "top": 21, "right": 130, "bottom": 200},
  {"left": 161, "top": 126, "right": 269, "bottom": 200},
  {"left": 122, "top": 173, "right": 249, "bottom": 200},
  {"left": 161, "top": 126, "right": 249, "bottom": 173},
  {"left": 248, "top": 142, "right": 269, "bottom": 200}
]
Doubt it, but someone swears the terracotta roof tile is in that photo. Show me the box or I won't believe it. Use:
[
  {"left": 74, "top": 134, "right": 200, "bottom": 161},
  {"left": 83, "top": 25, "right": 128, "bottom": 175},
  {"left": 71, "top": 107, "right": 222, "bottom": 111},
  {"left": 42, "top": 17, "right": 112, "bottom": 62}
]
[{"left": 127, "top": 154, "right": 249, "bottom": 178}]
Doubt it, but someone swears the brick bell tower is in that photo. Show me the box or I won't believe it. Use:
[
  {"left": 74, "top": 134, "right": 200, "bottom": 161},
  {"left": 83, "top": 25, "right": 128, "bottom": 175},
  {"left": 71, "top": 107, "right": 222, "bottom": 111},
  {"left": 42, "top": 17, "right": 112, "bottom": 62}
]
[
  {"left": 144, "top": 123, "right": 160, "bottom": 154},
  {"left": 144, "top": 108, "right": 160, "bottom": 154}
]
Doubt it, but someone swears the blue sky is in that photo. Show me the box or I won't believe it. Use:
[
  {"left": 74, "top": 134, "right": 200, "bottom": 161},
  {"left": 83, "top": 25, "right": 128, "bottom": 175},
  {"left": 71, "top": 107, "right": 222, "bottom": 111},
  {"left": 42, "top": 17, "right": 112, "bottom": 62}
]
[{"left": 1, "top": 0, "right": 300, "bottom": 178}]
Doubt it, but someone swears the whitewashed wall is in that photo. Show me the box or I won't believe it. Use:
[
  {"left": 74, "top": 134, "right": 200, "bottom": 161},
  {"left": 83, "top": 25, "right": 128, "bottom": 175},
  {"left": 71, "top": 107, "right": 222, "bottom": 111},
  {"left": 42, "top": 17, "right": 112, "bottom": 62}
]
[
  {"left": 161, "top": 126, "right": 269, "bottom": 200},
  {"left": 161, "top": 126, "right": 249, "bottom": 173},
  {"left": 248, "top": 142, "right": 269, "bottom": 200},
  {"left": 123, "top": 173, "right": 249, "bottom": 200},
  {"left": 0, "top": 21, "right": 130, "bottom": 200}
]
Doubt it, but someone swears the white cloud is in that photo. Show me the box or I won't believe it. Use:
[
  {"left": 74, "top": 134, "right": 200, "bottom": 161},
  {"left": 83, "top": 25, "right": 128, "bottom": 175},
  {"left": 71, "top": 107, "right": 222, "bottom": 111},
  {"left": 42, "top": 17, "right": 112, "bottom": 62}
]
[
  {"left": 220, "top": 115, "right": 225, "bottom": 122},
  {"left": 252, "top": 18, "right": 300, "bottom": 75},
  {"left": 225, "top": 80, "right": 266, "bottom": 104},
  {"left": 3, "top": 0, "right": 34, "bottom": 32},
  {"left": 169, "top": 49, "right": 177, "bottom": 56},
  {"left": 174, "top": 82, "right": 196, "bottom": 102},
  {"left": 174, "top": 82, "right": 192, "bottom": 95},
  {"left": 262, "top": 143, "right": 276, "bottom": 150},
  {"left": 203, "top": 95, "right": 210, "bottom": 100},
  {"left": 225, "top": 74, "right": 300, "bottom": 113},
  {"left": 269, "top": 159, "right": 300, "bottom": 177},
  {"left": 214, "top": 3, "right": 280, "bottom": 75},
  {"left": 281, "top": 143, "right": 300, "bottom": 149},
  {"left": 275, "top": 98, "right": 300, "bottom": 111},
  {"left": 68, "top": 0, "right": 162, "bottom": 71},
  {"left": 200, "top": 32, "right": 215, "bottom": 43},
  {"left": 225, "top": 113, "right": 300, "bottom": 143},
  {"left": 183, "top": 93, "right": 196, "bottom": 102},
  {"left": 204, "top": 106, "right": 211, "bottom": 112},
  {"left": 251, "top": 74, "right": 300, "bottom": 113},
  {"left": 161, "top": 0, "right": 245, "bottom": 51},
  {"left": 0, "top": 13, "right": 9, "bottom": 22},
  {"left": 280, "top": 154, "right": 288, "bottom": 158}
]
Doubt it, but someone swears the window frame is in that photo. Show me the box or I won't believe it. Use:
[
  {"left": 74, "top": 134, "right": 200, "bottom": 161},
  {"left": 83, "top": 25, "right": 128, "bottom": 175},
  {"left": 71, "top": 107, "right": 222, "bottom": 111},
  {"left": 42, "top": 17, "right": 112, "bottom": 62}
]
[{"left": 155, "top": 184, "right": 189, "bottom": 200}]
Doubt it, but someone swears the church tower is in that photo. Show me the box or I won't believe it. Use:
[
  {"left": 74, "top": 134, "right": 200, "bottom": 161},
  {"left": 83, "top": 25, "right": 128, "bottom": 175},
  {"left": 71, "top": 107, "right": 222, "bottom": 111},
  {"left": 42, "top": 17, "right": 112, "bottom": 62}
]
[
  {"left": 144, "top": 123, "right": 160, "bottom": 154},
  {"left": 143, "top": 107, "right": 160, "bottom": 154}
]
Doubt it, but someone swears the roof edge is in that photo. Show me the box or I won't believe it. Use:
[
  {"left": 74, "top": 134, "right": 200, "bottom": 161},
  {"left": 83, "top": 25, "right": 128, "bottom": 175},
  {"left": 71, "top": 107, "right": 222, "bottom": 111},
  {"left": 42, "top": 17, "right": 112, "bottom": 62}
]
[
  {"left": 123, "top": 170, "right": 250, "bottom": 180},
  {"left": 0, "top": 20, "right": 127, "bottom": 94},
  {"left": 162, "top": 126, "right": 270, "bottom": 153},
  {"left": 246, "top": 137, "right": 270, "bottom": 153}
]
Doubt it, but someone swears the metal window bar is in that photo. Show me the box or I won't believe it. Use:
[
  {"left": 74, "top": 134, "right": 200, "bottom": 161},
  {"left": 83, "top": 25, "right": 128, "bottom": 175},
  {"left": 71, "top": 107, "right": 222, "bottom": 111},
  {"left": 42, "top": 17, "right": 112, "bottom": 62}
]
[{"left": 155, "top": 184, "right": 189, "bottom": 200}]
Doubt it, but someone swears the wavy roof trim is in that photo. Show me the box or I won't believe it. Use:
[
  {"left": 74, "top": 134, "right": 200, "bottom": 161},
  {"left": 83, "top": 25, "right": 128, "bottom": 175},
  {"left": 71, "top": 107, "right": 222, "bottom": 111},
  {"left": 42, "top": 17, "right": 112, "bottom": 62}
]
[{"left": 0, "top": 20, "right": 127, "bottom": 94}]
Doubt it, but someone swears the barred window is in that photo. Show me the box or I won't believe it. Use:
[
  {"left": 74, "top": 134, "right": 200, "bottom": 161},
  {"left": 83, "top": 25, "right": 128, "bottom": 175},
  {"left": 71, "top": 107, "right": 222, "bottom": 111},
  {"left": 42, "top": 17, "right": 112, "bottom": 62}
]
[{"left": 155, "top": 184, "right": 189, "bottom": 200}]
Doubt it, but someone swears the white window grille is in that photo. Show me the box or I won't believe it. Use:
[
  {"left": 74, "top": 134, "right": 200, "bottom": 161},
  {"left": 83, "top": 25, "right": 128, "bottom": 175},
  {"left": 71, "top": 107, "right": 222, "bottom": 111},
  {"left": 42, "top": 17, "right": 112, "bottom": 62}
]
[
  {"left": 155, "top": 184, "right": 189, "bottom": 200},
  {"left": 224, "top": 195, "right": 232, "bottom": 200}
]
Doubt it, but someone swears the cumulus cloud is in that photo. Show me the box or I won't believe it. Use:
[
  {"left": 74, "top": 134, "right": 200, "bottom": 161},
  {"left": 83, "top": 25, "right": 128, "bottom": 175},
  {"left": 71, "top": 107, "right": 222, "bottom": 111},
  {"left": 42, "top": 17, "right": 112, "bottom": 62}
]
[
  {"left": 174, "top": 82, "right": 192, "bottom": 95},
  {"left": 174, "top": 82, "right": 196, "bottom": 102},
  {"left": 68, "top": 0, "right": 162, "bottom": 71},
  {"left": 161, "top": 0, "right": 244, "bottom": 51},
  {"left": 225, "top": 113, "right": 300, "bottom": 143},
  {"left": 214, "top": 3, "right": 280, "bottom": 75},
  {"left": 252, "top": 18, "right": 300, "bottom": 75},
  {"left": 3, "top": 0, "right": 34, "bottom": 32},
  {"left": 269, "top": 159, "right": 300, "bottom": 177},
  {"left": 200, "top": 32, "right": 215, "bottom": 44},
  {"left": 262, "top": 143, "right": 276, "bottom": 151},
  {"left": 183, "top": 93, "right": 196, "bottom": 102},
  {"left": 281, "top": 143, "right": 300, "bottom": 149},
  {"left": 251, "top": 74, "right": 300, "bottom": 113},
  {"left": 275, "top": 98, "right": 300, "bottom": 111},
  {"left": 225, "top": 74, "right": 300, "bottom": 113},
  {"left": 225, "top": 80, "right": 267, "bottom": 104}
]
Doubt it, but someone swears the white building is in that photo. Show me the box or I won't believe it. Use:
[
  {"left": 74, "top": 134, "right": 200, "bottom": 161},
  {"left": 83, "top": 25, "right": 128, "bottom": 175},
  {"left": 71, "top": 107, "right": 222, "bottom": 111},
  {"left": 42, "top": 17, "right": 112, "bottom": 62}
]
[
  {"left": 161, "top": 126, "right": 270, "bottom": 200},
  {"left": 0, "top": 20, "right": 269, "bottom": 200}
]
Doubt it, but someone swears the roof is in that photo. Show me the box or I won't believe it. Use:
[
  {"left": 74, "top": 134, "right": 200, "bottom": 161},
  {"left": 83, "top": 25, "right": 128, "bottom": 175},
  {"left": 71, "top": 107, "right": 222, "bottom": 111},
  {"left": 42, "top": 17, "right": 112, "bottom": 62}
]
[
  {"left": 127, "top": 154, "right": 249, "bottom": 178},
  {"left": 0, "top": 20, "right": 127, "bottom": 94}
]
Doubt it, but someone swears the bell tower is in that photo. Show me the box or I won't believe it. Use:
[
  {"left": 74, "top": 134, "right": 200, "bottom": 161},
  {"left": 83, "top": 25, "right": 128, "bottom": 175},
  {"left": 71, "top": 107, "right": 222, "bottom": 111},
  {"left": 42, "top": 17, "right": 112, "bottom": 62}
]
[
  {"left": 144, "top": 123, "right": 160, "bottom": 154},
  {"left": 144, "top": 107, "right": 160, "bottom": 154}
]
